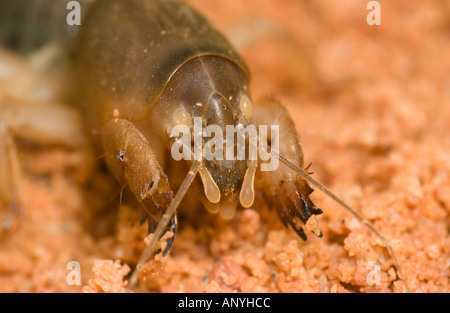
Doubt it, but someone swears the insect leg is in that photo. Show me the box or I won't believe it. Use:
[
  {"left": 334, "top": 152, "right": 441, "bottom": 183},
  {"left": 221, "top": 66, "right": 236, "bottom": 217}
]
[
  {"left": 0, "top": 111, "right": 22, "bottom": 233},
  {"left": 0, "top": 97, "right": 89, "bottom": 233},
  {"left": 252, "top": 100, "right": 323, "bottom": 240},
  {"left": 149, "top": 214, "right": 177, "bottom": 257},
  {"left": 254, "top": 100, "right": 410, "bottom": 292},
  {"left": 101, "top": 116, "right": 177, "bottom": 248},
  {"left": 128, "top": 159, "right": 201, "bottom": 289}
]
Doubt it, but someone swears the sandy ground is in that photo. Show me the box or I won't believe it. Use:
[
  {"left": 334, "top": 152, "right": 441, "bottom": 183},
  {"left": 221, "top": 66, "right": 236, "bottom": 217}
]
[{"left": 0, "top": 0, "right": 449, "bottom": 293}]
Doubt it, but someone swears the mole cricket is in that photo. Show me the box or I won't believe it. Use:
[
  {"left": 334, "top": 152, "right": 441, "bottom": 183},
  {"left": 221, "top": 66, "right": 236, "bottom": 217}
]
[{"left": 0, "top": 0, "right": 409, "bottom": 291}]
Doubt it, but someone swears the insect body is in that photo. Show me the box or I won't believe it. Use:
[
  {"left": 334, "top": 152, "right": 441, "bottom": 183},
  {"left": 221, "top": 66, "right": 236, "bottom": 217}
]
[
  {"left": 0, "top": 0, "right": 409, "bottom": 291},
  {"left": 78, "top": 0, "right": 324, "bottom": 260},
  {"left": 77, "top": 0, "right": 409, "bottom": 290}
]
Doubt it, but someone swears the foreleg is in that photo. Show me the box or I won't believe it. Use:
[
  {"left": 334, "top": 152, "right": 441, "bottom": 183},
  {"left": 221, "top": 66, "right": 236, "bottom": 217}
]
[{"left": 253, "top": 100, "right": 323, "bottom": 240}]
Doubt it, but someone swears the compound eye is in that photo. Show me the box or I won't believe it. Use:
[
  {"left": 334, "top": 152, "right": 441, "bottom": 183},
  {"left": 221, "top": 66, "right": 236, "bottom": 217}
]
[{"left": 239, "top": 94, "right": 253, "bottom": 119}]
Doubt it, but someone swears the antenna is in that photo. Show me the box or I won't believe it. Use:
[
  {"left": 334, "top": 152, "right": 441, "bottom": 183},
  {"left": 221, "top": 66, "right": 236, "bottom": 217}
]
[
  {"left": 128, "top": 160, "right": 201, "bottom": 289},
  {"left": 262, "top": 143, "right": 410, "bottom": 292}
]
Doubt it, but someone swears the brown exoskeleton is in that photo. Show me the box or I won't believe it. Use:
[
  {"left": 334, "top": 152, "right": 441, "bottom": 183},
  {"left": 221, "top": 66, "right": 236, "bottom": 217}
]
[
  {"left": 76, "top": 0, "right": 409, "bottom": 290},
  {"left": 0, "top": 0, "right": 409, "bottom": 291}
]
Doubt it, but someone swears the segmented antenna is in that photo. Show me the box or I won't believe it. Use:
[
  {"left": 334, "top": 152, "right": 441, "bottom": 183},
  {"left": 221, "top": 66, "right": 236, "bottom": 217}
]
[
  {"left": 262, "top": 143, "right": 410, "bottom": 292},
  {"left": 128, "top": 126, "right": 410, "bottom": 292},
  {"left": 128, "top": 160, "right": 201, "bottom": 289}
]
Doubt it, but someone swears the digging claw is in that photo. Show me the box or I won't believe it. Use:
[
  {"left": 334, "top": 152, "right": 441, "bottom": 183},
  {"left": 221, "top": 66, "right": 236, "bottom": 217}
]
[
  {"left": 271, "top": 179, "right": 323, "bottom": 241},
  {"left": 292, "top": 225, "right": 307, "bottom": 241},
  {"left": 149, "top": 215, "right": 176, "bottom": 257}
]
